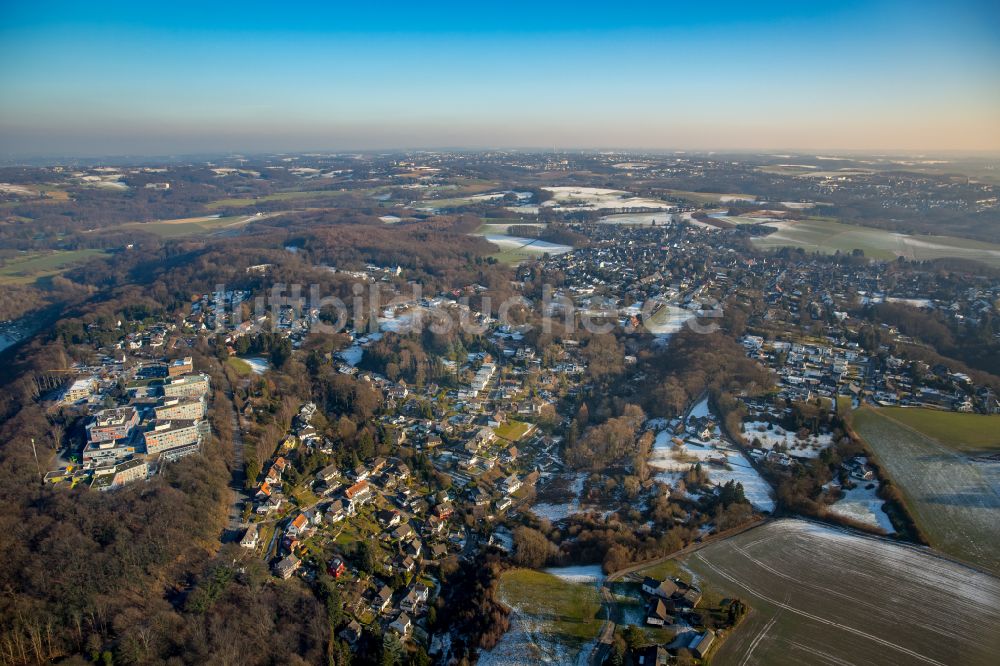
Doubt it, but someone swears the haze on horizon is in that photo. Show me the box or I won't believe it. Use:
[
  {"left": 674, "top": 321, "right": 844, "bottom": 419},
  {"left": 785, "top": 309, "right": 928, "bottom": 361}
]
[{"left": 1, "top": 0, "right": 999, "bottom": 158}]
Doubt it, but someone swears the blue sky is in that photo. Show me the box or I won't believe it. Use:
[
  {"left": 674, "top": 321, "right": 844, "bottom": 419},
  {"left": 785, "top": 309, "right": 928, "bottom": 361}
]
[{"left": 1, "top": 1, "right": 998, "bottom": 156}]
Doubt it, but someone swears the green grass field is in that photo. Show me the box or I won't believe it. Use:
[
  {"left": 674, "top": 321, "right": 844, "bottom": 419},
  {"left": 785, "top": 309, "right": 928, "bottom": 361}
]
[
  {"left": 875, "top": 407, "right": 1000, "bottom": 453},
  {"left": 205, "top": 190, "right": 356, "bottom": 209},
  {"left": 289, "top": 486, "right": 321, "bottom": 507},
  {"left": 495, "top": 420, "right": 534, "bottom": 442},
  {"left": 226, "top": 357, "right": 252, "bottom": 376},
  {"left": 634, "top": 557, "right": 686, "bottom": 582},
  {"left": 756, "top": 165, "right": 820, "bottom": 176},
  {"left": 663, "top": 189, "right": 757, "bottom": 205},
  {"left": 0, "top": 249, "right": 110, "bottom": 285},
  {"left": 414, "top": 195, "right": 486, "bottom": 208},
  {"left": 497, "top": 569, "right": 603, "bottom": 643},
  {"left": 836, "top": 395, "right": 853, "bottom": 415},
  {"left": 488, "top": 245, "right": 547, "bottom": 265},
  {"left": 752, "top": 217, "right": 1000, "bottom": 266},
  {"left": 420, "top": 179, "right": 498, "bottom": 196},
  {"left": 473, "top": 220, "right": 544, "bottom": 236}
]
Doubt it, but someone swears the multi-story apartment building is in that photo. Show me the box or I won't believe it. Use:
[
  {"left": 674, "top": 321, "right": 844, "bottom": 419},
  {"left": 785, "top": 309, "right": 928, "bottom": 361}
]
[
  {"left": 143, "top": 419, "right": 201, "bottom": 455},
  {"left": 91, "top": 459, "right": 149, "bottom": 490},
  {"left": 83, "top": 438, "right": 138, "bottom": 466},
  {"left": 63, "top": 377, "right": 97, "bottom": 403},
  {"left": 155, "top": 397, "right": 207, "bottom": 421},
  {"left": 168, "top": 356, "right": 194, "bottom": 377},
  {"left": 162, "top": 373, "right": 210, "bottom": 400},
  {"left": 86, "top": 407, "right": 139, "bottom": 443}
]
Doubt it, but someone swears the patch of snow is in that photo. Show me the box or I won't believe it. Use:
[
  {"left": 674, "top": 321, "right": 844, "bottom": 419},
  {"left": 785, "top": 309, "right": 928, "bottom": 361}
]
[
  {"left": 827, "top": 482, "right": 895, "bottom": 534},
  {"left": 484, "top": 234, "right": 573, "bottom": 254},
  {"left": 338, "top": 345, "right": 363, "bottom": 366},
  {"left": 649, "top": 406, "right": 776, "bottom": 512},
  {"left": 544, "top": 565, "right": 605, "bottom": 584},
  {"left": 241, "top": 357, "right": 270, "bottom": 375},
  {"left": 688, "top": 397, "right": 710, "bottom": 420},
  {"left": 743, "top": 420, "right": 833, "bottom": 459},
  {"left": 598, "top": 212, "right": 673, "bottom": 225},
  {"left": 542, "top": 186, "right": 673, "bottom": 212}
]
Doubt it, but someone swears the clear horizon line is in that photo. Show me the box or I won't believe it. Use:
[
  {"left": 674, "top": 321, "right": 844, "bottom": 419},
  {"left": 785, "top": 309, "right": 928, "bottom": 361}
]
[{"left": 4, "top": 145, "right": 1000, "bottom": 164}]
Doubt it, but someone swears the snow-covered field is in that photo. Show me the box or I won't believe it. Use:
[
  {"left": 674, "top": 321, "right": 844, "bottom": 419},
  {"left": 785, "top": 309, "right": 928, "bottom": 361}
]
[
  {"left": 338, "top": 345, "right": 363, "bottom": 366},
  {"left": 826, "top": 482, "right": 895, "bottom": 534},
  {"left": 643, "top": 305, "right": 695, "bottom": 337},
  {"left": 544, "top": 565, "right": 605, "bottom": 583},
  {"left": 541, "top": 186, "right": 674, "bottom": 212},
  {"left": 688, "top": 396, "right": 710, "bottom": 420},
  {"left": 597, "top": 212, "right": 673, "bottom": 225},
  {"left": 0, "top": 183, "right": 38, "bottom": 196},
  {"left": 885, "top": 297, "right": 932, "bottom": 308},
  {"left": 742, "top": 421, "right": 833, "bottom": 458},
  {"left": 649, "top": 406, "right": 775, "bottom": 512},
  {"left": 686, "top": 519, "right": 1000, "bottom": 666},
  {"left": 379, "top": 307, "right": 433, "bottom": 333},
  {"left": 481, "top": 570, "right": 600, "bottom": 666},
  {"left": 483, "top": 234, "right": 573, "bottom": 255},
  {"left": 241, "top": 357, "right": 271, "bottom": 375},
  {"left": 477, "top": 609, "right": 596, "bottom": 666},
  {"left": 855, "top": 410, "right": 1000, "bottom": 574}
]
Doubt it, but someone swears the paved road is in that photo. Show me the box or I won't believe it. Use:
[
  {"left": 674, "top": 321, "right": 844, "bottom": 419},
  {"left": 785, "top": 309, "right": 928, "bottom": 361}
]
[
  {"left": 221, "top": 386, "right": 250, "bottom": 543},
  {"left": 589, "top": 585, "right": 618, "bottom": 666}
]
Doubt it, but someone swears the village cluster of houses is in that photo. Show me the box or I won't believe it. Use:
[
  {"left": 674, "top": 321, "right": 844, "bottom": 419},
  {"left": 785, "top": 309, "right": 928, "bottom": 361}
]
[
  {"left": 742, "top": 334, "right": 995, "bottom": 414},
  {"left": 228, "top": 311, "right": 590, "bottom": 650},
  {"left": 636, "top": 576, "right": 715, "bottom": 661}
]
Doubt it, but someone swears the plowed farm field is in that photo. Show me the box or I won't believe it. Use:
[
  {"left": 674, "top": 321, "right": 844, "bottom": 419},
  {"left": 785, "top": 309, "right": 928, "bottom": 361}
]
[
  {"left": 854, "top": 407, "right": 1000, "bottom": 573},
  {"left": 681, "top": 520, "right": 1000, "bottom": 666}
]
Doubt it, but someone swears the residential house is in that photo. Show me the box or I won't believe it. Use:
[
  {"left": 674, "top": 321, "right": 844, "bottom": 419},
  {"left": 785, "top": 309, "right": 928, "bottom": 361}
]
[
  {"left": 274, "top": 555, "right": 300, "bottom": 579},
  {"left": 389, "top": 612, "right": 412, "bottom": 637},
  {"left": 377, "top": 509, "right": 402, "bottom": 528},
  {"left": 391, "top": 523, "right": 415, "bottom": 541},
  {"left": 403, "top": 539, "right": 422, "bottom": 559},
  {"left": 317, "top": 464, "right": 340, "bottom": 484},
  {"left": 681, "top": 586, "right": 702, "bottom": 608},
  {"left": 501, "top": 474, "right": 521, "bottom": 494},
  {"left": 328, "top": 556, "right": 347, "bottom": 579},
  {"left": 339, "top": 620, "right": 362, "bottom": 646},
  {"left": 631, "top": 645, "right": 668, "bottom": 666},
  {"left": 689, "top": 631, "right": 715, "bottom": 659},
  {"left": 401, "top": 583, "right": 430, "bottom": 613},
  {"left": 240, "top": 524, "right": 259, "bottom": 549},
  {"left": 288, "top": 513, "right": 309, "bottom": 537},
  {"left": 326, "top": 500, "right": 347, "bottom": 523},
  {"left": 372, "top": 585, "right": 393, "bottom": 614},
  {"left": 646, "top": 599, "right": 671, "bottom": 626},
  {"left": 642, "top": 577, "right": 679, "bottom": 599},
  {"left": 344, "top": 479, "right": 371, "bottom": 501},
  {"left": 393, "top": 555, "right": 416, "bottom": 574}
]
